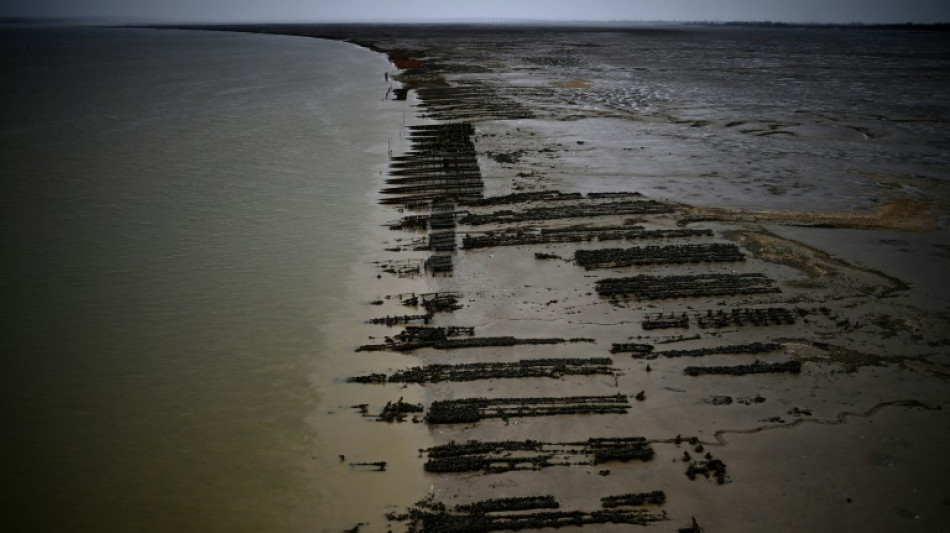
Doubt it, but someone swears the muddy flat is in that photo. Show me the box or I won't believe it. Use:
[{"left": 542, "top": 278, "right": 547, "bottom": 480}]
[{"left": 183, "top": 23, "right": 950, "bottom": 533}]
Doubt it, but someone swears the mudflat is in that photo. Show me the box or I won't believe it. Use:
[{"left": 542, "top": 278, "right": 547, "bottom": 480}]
[{"left": 187, "top": 23, "right": 950, "bottom": 532}]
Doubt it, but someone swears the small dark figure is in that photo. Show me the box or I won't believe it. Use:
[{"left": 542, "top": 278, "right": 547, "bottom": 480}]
[{"left": 678, "top": 516, "right": 703, "bottom": 533}]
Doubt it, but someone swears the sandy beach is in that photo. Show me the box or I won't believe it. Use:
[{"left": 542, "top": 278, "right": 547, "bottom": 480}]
[{"left": 183, "top": 23, "right": 950, "bottom": 532}]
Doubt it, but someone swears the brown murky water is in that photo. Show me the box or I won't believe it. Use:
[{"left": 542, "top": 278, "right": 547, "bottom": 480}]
[{"left": 0, "top": 26, "right": 424, "bottom": 532}]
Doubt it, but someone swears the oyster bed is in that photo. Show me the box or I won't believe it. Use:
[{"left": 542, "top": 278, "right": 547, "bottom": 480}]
[{"left": 174, "top": 22, "right": 950, "bottom": 533}]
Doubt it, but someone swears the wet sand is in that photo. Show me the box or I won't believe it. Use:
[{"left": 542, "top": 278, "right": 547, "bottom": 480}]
[{"left": 173, "top": 23, "right": 949, "bottom": 532}]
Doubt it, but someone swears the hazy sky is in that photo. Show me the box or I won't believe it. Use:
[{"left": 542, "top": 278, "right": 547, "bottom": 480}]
[{"left": 3, "top": 0, "right": 949, "bottom": 24}]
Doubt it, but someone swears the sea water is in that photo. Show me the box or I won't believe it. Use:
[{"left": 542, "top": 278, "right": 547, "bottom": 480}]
[{"left": 1, "top": 26, "right": 416, "bottom": 532}]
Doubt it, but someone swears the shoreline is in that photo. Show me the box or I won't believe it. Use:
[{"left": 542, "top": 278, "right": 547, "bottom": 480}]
[
  {"left": 167, "top": 23, "right": 948, "bottom": 532},
  {"left": 1, "top": 27, "right": 435, "bottom": 533}
]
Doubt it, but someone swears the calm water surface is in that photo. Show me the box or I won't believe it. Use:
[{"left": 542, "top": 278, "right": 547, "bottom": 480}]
[{"left": 1, "top": 27, "right": 400, "bottom": 532}]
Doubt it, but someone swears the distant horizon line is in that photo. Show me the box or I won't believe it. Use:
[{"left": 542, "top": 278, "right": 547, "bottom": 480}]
[{"left": 3, "top": 16, "right": 949, "bottom": 28}]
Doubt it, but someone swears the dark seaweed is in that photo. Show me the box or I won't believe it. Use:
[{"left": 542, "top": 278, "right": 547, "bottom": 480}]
[
  {"left": 575, "top": 243, "right": 744, "bottom": 269},
  {"left": 635, "top": 342, "right": 783, "bottom": 360},
  {"left": 459, "top": 200, "right": 673, "bottom": 226},
  {"left": 377, "top": 397, "right": 424, "bottom": 423},
  {"left": 372, "top": 358, "right": 616, "bottom": 384},
  {"left": 596, "top": 273, "right": 780, "bottom": 300},
  {"left": 424, "top": 437, "right": 654, "bottom": 473},
  {"left": 601, "top": 491, "right": 666, "bottom": 508},
  {"left": 427, "top": 394, "right": 630, "bottom": 424},
  {"left": 684, "top": 360, "right": 802, "bottom": 376}
]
